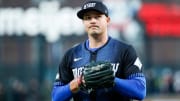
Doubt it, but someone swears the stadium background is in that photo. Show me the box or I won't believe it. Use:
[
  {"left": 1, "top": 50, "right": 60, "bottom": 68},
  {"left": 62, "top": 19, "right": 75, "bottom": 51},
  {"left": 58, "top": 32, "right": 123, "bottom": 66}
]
[{"left": 0, "top": 0, "right": 180, "bottom": 101}]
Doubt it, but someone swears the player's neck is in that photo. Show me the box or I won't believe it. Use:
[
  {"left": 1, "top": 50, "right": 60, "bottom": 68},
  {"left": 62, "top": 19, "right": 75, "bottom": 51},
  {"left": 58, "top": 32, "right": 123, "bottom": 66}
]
[{"left": 88, "top": 34, "right": 108, "bottom": 48}]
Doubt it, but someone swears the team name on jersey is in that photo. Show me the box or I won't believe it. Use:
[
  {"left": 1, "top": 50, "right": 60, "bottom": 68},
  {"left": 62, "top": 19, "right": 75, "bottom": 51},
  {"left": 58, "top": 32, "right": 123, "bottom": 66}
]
[
  {"left": 83, "top": 3, "right": 96, "bottom": 9},
  {"left": 72, "top": 63, "right": 119, "bottom": 78}
]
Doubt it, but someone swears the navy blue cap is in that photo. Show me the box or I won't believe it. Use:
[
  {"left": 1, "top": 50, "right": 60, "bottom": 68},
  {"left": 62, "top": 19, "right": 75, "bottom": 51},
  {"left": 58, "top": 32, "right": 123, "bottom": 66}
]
[{"left": 77, "top": 0, "right": 109, "bottom": 19}]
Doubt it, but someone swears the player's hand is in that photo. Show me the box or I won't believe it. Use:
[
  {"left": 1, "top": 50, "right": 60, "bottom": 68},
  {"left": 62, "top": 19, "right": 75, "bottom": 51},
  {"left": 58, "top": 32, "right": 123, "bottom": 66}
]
[
  {"left": 70, "top": 76, "right": 82, "bottom": 93},
  {"left": 82, "top": 61, "right": 115, "bottom": 89}
]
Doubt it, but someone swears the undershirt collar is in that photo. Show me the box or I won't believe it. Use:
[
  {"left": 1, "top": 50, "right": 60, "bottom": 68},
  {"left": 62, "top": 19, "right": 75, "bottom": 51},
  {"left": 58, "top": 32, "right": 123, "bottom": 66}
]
[
  {"left": 85, "top": 40, "right": 99, "bottom": 52},
  {"left": 85, "top": 37, "right": 110, "bottom": 52}
]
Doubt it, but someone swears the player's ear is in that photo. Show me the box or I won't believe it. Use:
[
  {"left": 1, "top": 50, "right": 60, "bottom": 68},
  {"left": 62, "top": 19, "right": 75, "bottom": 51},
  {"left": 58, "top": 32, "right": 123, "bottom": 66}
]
[{"left": 107, "top": 16, "right": 110, "bottom": 24}]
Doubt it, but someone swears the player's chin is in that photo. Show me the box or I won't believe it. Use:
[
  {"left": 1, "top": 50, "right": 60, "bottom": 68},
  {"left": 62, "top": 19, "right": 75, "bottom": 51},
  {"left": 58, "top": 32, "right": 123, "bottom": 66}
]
[
  {"left": 89, "top": 33, "right": 101, "bottom": 38},
  {"left": 89, "top": 30, "right": 101, "bottom": 36}
]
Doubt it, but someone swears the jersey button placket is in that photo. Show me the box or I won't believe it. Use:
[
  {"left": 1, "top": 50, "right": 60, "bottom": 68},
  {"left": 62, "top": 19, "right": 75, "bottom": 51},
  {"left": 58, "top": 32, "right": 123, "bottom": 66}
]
[{"left": 90, "top": 52, "right": 97, "bottom": 62}]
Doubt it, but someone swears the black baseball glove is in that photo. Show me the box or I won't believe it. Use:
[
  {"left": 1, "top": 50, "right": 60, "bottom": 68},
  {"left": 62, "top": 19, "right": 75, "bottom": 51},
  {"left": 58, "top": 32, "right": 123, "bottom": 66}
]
[{"left": 82, "top": 61, "right": 115, "bottom": 89}]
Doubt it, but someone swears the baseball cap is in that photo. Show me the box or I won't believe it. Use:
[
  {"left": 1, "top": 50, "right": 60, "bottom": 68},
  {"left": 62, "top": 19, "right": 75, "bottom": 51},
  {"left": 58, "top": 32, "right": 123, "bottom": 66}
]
[{"left": 77, "top": 0, "right": 109, "bottom": 19}]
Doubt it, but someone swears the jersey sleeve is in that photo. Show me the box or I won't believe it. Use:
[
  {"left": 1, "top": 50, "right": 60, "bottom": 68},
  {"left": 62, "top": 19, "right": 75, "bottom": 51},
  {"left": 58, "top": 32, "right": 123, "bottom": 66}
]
[
  {"left": 55, "top": 49, "right": 74, "bottom": 84},
  {"left": 122, "top": 45, "right": 143, "bottom": 78},
  {"left": 52, "top": 49, "right": 74, "bottom": 101},
  {"left": 114, "top": 45, "right": 146, "bottom": 100}
]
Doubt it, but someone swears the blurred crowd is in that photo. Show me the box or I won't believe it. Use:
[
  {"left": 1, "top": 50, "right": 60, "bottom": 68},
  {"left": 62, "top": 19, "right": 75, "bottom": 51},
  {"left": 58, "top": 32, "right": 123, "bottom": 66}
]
[
  {"left": 146, "top": 68, "right": 180, "bottom": 96},
  {"left": 0, "top": 78, "right": 52, "bottom": 101}
]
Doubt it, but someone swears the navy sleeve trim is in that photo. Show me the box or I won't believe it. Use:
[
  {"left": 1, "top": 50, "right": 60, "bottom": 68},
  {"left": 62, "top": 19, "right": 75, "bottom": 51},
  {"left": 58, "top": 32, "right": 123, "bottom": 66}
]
[
  {"left": 54, "top": 81, "right": 65, "bottom": 86},
  {"left": 127, "top": 73, "right": 144, "bottom": 79}
]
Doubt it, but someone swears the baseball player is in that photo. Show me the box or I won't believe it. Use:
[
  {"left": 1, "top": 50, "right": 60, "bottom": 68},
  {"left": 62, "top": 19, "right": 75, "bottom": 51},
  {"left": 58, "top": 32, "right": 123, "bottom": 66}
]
[{"left": 52, "top": 0, "right": 146, "bottom": 101}]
